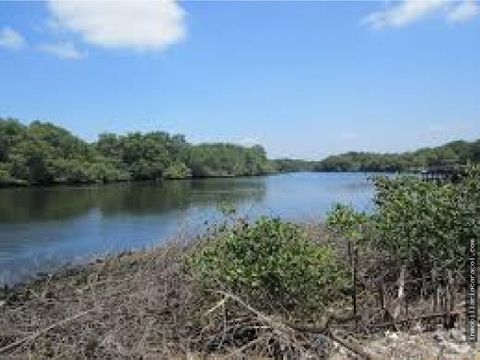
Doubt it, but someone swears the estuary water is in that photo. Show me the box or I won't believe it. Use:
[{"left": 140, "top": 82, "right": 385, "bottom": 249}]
[{"left": 0, "top": 172, "right": 375, "bottom": 285}]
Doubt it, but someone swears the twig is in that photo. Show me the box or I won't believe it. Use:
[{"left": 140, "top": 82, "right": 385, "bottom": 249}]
[
  {"left": 327, "top": 329, "right": 378, "bottom": 360},
  {"left": 287, "top": 313, "right": 360, "bottom": 334},
  {"left": 204, "top": 297, "right": 227, "bottom": 316},
  {"left": 214, "top": 290, "right": 375, "bottom": 359},
  {"left": 214, "top": 290, "right": 293, "bottom": 334},
  {"left": 224, "top": 334, "right": 269, "bottom": 359},
  {"left": 0, "top": 308, "right": 95, "bottom": 354},
  {"left": 371, "top": 310, "right": 461, "bottom": 329}
]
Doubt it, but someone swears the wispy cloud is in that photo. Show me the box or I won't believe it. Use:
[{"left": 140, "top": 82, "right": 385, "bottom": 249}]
[
  {"left": 363, "top": 0, "right": 446, "bottom": 29},
  {"left": 363, "top": 0, "right": 479, "bottom": 29},
  {"left": 447, "top": 0, "right": 480, "bottom": 23},
  {"left": 38, "top": 41, "right": 86, "bottom": 60},
  {"left": 0, "top": 27, "right": 27, "bottom": 50},
  {"left": 47, "top": 0, "right": 186, "bottom": 52}
]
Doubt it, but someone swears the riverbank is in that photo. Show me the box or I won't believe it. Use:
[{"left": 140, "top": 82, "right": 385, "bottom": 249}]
[
  {"left": 0, "top": 172, "right": 375, "bottom": 286},
  {"left": 0, "top": 218, "right": 476, "bottom": 359},
  {"left": 1, "top": 168, "right": 479, "bottom": 359},
  {"left": 0, "top": 168, "right": 283, "bottom": 189},
  {"left": 0, "top": 243, "right": 196, "bottom": 358}
]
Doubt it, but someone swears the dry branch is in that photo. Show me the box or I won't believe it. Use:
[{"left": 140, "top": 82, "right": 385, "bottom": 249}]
[{"left": 0, "top": 308, "right": 95, "bottom": 355}]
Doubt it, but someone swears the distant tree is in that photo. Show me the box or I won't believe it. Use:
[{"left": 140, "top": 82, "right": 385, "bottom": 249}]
[{"left": 1, "top": 117, "right": 479, "bottom": 185}]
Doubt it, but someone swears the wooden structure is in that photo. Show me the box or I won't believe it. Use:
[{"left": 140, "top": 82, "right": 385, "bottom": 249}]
[{"left": 421, "top": 165, "right": 465, "bottom": 182}]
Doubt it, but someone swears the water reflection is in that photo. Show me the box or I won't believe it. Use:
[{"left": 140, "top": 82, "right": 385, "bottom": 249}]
[
  {"left": 0, "top": 178, "right": 266, "bottom": 222},
  {"left": 0, "top": 173, "right": 374, "bottom": 285}
]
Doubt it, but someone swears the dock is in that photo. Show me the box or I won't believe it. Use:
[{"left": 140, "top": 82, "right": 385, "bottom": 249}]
[{"left": 421, "top": 165, "right": 464, "bottom": 182}]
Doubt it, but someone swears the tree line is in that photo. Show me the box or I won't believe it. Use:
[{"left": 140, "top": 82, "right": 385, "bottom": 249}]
[
  {"left": 315, "top": 140, "right": 480, "bottom": 172},
  {"left": 1, "top": 118, "right": 479, "bottom": 186},
  {"left": 0, "top": 119, "right": 274, "bottom": 186},
  {"left": 271, "top": 140, "right": 480, "bottom": 173}
]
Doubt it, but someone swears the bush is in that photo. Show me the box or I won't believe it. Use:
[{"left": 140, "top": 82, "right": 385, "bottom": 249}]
[
  {"left": 326, "top": 203, "right": 369, "bottom": 244},
  {"left": 190, "top": 217, "right": 349, "bottom": 317},
  {"left": 163, "top": 161, "right": 192, "bottom": 179},
  {"left": 372, "top": 167, "right": 480, "bottom": 273},
  {"left": 0, "top": 168, "right": 11, "bottom": 181}
]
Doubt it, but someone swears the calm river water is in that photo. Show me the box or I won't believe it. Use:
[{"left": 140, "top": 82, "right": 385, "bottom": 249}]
[{"left": 0, "top": 172, "right": 375, "bottom": 285}]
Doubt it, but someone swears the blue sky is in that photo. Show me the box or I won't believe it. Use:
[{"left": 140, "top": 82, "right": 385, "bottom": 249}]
[{"left": 0, "top": 1, "right": 479, "bottom": 159}]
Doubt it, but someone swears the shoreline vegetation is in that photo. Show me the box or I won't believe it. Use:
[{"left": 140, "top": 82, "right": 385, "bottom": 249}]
[
  {"left": 0, "top": 118, "right": 274, "bottom": 187},
  {"left": 1, "top": 118, "right": 480, "bottom": 187},
  {"left": 0, "top": 168, "right": 479, "bottom": 358}
]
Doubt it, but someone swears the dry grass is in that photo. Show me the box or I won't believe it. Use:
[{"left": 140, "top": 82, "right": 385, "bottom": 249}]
[
  {"left": 0, "top": 240, "right": 335, "bottom": 359},
  {"left": 0, "top": 245, "right": 200, "bottom": 359},
  {"left": 0, "top": 226, "right": 362, "bottom": 359},
  {"left": 0, "top": 222, "right": 476, "bottom": 360}
]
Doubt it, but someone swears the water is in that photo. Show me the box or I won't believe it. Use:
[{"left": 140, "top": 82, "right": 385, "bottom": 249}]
[{"left": 0, "top": 172, "right": 375, "bottom": 285}]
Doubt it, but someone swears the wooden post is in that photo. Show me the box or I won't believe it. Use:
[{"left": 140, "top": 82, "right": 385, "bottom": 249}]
[
  {"left": 380, "top": 283, "right": 385, "bottom": 310},
  {"left": 449, "top": 272, "right": 455, "bottom": 313},
  {"left": 398, "top": 266, "right": 405, "bottom": 299},
  {"left": 393, "top": 266, "right": 406, "bottom": 321},
  {"left": 445, "top": 270, "right": 455, "bottom": 329},
  {"left": 420, "top": 272, "right": 427, "bottom": 301},
  {"left": 352, "top": 247, "right": 358, "bottom": 327},
  {"left": 405, "top": 286, "right": 409, "bottom": 318}
]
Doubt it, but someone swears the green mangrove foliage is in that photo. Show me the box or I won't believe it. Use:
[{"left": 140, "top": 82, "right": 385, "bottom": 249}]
[
  {"left": 188, "top": 144, "right": 274, "bottom": 177},
  {"left": 326, "top": 167, "right": 480, "bottom": 277},
  {"left": 270, "top": 158, "right": 318, "bottom": 173},
  {"left": 3, "top": 117, "right": 479, "bottom": 186},
  {"left": 326, "top": 203, "right": 369, "bottom": 244},
  {"left": 273, "top": 139, "right": 480, "bottom": 173},
  {"left": 190, "top": 217, "right": 349, "bottom": 317},
  {"left": 0, "top": 118, "right": 272, "bottom": 185},
  {"left": 315, "top": 139, "right": 480, "bottom": 172},
  {"left": 372, "top": 168, "right": 480, "bottom": 274}
]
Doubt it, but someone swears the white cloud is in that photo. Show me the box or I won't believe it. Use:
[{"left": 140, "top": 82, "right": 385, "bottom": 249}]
[
  {"left": 364, "top": 0, "right": 480, "bottom": 29},
  {"left": 38, "top": 41, "right": 86, "bottom": 60},
  {"left": 0, "top": 27, "right": 27, "bottom": 50},
  {"left": 447, "top": 0, "right": 480, "bottom": 23},
  {"left": 363, "top": 0, "right": 447, "bottom": 29},
  {"left": 47, "top": 0, "right": 186, "bottom": 52}
]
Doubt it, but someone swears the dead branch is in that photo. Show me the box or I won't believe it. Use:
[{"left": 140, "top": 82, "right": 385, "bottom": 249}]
[
  {"left": 0, "top": 308, "right": 96, "bottom": 355},
  {"left": 370, "top": 310, "right": 462, "bottom": 329},
  {"left": 327, "top": 329, "right": 379, "bottom": 360}
]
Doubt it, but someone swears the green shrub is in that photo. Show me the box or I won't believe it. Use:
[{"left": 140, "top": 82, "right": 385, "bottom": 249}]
[
  {"left": 190, "top": 217, "right": 349, "bottom": 317},
  {"left": 0, "top": 168, "right": 11, "bottom": 181},
  {"left": 326, "top": 204, "right": 369, "bottom": 244},
  {"left": 163, "top": 161, "right": 192, "bottom": 179},
  {"left": 372, "top": 168, "right": 480, "bottom": 273}
]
